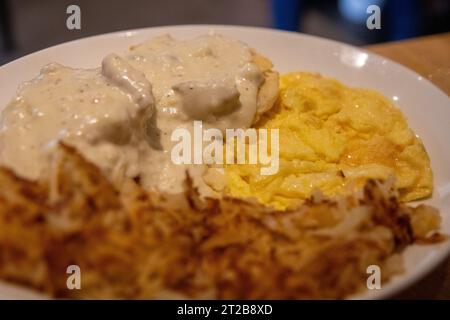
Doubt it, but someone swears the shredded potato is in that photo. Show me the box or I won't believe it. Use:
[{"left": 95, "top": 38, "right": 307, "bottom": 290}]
[{"left": 0, "top": 144, "right": 443, "bottom": 299}]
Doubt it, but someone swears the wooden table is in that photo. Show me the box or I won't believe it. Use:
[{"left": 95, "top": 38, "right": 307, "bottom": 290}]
[
  {"left": 366, "top": 32, "right": 450, "bottom": 300},
  {"left": 368, "top": 32, "right": 450, "bottom": 95}
]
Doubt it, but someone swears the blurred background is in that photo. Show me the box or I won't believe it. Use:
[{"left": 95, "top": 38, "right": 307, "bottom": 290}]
[{"left": 0, "top": 0, "right": 449, "bottom": 65}]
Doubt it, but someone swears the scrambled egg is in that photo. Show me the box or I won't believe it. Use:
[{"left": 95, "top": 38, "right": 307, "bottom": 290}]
[{"left": 224, "top": 72, "right": 433, "bottom": 209}]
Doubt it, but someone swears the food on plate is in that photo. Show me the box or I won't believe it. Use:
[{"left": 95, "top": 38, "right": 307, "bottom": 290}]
[
  {"left": 0, "top": 34, "right": 278, "bottom": 196},
  {"left": 0, "top": 144, "right": 442, "bottom": 299},
  {"left": 223, "top": 72, "right": 433, "bottom": 209},
  {"left": 0, "top": 33, "right": 443, "bottom": 299}
]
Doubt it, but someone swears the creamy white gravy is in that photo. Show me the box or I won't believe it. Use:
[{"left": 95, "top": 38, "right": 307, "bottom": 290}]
[{"left": 0, "top": 34, "right": 264, "bottom": 194}]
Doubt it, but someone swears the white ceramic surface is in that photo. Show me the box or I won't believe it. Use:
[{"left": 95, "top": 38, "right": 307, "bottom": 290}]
[{"left": 0, "top": 25, "right": 449, "bottom": 300}]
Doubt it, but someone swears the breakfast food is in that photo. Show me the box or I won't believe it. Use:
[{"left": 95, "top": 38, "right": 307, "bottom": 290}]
[
  {"left": 0, "top": 34, "right": 278, "bottom": 196},
  {"left": 223, "top": 72, "right": 433, "bottom": 209},
  {"left": 0, "top": 144, "right": 442, "bottom": 299},
  {"left": 0, "top": 33, "right": 443, "bottom": 299}
]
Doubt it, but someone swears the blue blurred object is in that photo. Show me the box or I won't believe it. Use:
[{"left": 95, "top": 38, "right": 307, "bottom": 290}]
[
  {"left": 272, "top": 0, "right": 301, "bottom": 31},
  {"left": 338, "top": 0, "right": 385, "bottom": 24},
  {"left": 339, "top": 0, "right": 421, "bottom": 40},
  {"left": 271, "top": 0, "right": 423, "bottom": 41},
  {"left": 385, "top": 0, "right": 421, "bottom": 40}
]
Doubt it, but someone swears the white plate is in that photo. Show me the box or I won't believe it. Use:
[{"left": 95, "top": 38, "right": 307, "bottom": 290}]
[{"left": 0, "top": 25, "right": 449, "bottom": 300}]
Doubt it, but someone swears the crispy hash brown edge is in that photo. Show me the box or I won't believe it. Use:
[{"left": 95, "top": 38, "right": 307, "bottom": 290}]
[{"left": 0, "top": 143, "right": 444, "bottom": 299}]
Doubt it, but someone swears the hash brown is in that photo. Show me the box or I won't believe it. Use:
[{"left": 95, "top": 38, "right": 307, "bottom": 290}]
[{"left": 0, "top": 144, "right": 442, "bottom": 299}]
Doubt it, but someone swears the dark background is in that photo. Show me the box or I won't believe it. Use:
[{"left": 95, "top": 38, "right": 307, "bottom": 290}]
[{"left": 0, "top": 0, "right": 449, "bottom": 65}]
